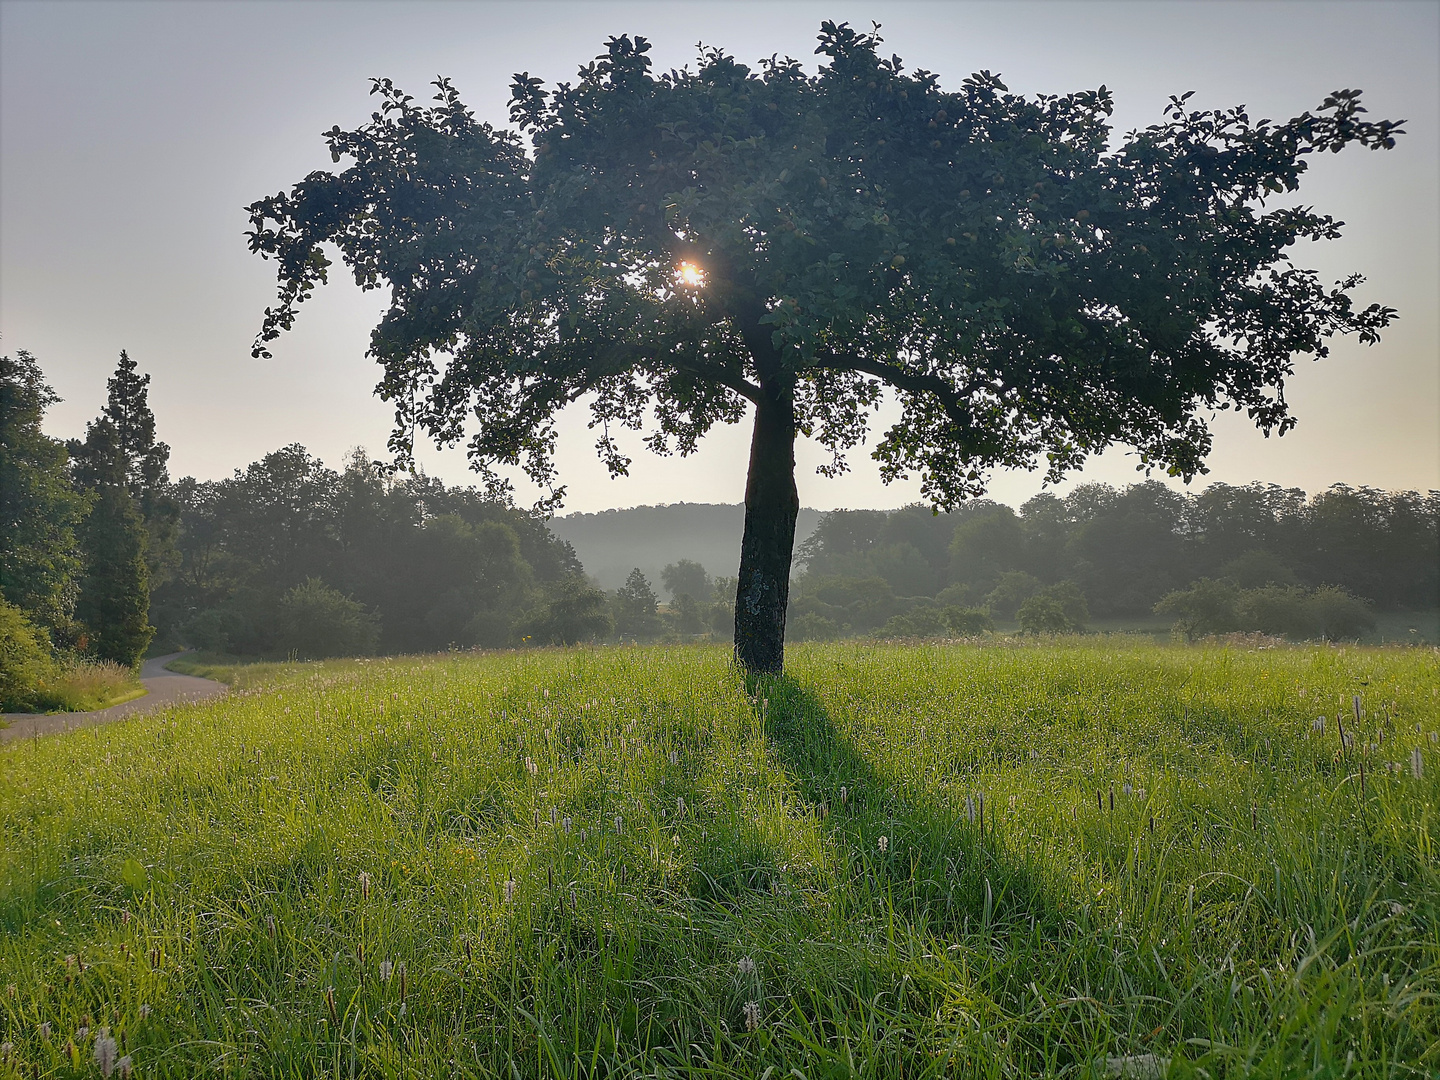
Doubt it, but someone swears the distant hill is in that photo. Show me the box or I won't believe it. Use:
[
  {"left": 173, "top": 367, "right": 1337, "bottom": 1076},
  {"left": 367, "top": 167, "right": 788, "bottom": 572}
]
[{"left": 551, "top": 503, "right": 824, "bottom": 593}]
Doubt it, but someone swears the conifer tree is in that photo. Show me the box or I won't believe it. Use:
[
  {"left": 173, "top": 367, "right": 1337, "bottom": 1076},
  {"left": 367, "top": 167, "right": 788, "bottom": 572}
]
[{"left": 68, "top": 352, "right": 167, "bottom": 666}]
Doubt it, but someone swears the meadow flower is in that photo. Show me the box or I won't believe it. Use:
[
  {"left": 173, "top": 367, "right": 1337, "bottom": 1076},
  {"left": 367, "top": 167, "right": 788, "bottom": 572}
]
[
  {"left": 75, "top": 1027, "right": 89, "bottom": 1041},
  {"left": 359, "top": 872, "right": 371, "bottom": 901},
  {"left": 380, "top": 960, "right": 393, "bottom": 982},
  {"left": 669, "top": 750, "right": 679, "bottom": 766},
  {"left": 1313, "top": 717, "right": 1326, "bottom": 734},
  {"left": 563, "top": 816, "right": 573, "bottom": 834},
  {"left": 840, "top": 786, "right": 848, "bottom": 807},
  {"left": 676, "top": 796, "right": 685, "bottom": 816},
  {"left": 117, "top": 1055, "right": 133, "bottom": 1078},
  {"left": 615, "top": 815, "right": 624, "bottom": 834},
  {"left": 504, "top": 879, "right": 517, "bottom": 903},
  {"left": 525, "top": 756, "right": 538, "bottom": 776},
  {"left": 878, "top": 835, "right": 889, "bottom": 853},
  {"left": 38, "top": 1022, "right": 51, "bottom": 1039},
  {"left": 265, "top": 915, "right": 276, "bottom": 939},
  {"left": 550, "top": 806, "right": 558, "bottom": 826},
  {"left": 94, "top": 1031, "right": 118, "bottom": 1077},
  {"left": 1413, "top": 748, "right": 1424, "bottom": 779},
  {"left": 0, "top": 1044, "right": 11, "bottom": 1063},
  {"left": 743, "top": 1000, "right": 761, "bottom": 1031},
  {"left": 737, "top": 956, "right": 756, "bottom": 975}
]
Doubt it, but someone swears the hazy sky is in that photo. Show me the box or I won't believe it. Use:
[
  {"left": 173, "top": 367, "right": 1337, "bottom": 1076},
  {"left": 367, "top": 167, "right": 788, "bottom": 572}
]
[{"left": 3, "top": 0, "right": 1436, "bottom": 513}]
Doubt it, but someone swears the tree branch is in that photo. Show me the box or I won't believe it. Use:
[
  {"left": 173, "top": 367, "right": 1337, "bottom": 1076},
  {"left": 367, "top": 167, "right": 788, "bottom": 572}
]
[{"left": 813, "top": 352, "right": 976, "bottom": 428}]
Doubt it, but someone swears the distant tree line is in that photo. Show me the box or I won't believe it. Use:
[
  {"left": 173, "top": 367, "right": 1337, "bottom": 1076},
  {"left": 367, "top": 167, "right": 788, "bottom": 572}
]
[
  {"left": 155, "top": 445, "right": 594, "bottom": 656},
  {"left": 790, "top": 481, "right": 1438, "bottom": 641}
]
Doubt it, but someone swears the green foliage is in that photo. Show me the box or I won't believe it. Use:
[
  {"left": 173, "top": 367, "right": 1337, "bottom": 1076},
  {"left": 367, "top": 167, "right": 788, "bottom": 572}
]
[
  {"left": 945, "top": 606, "right": 995, "bottom": 636},
  {"left": 1018, "top": 595, "right": 1070, "bottom": 634},
  {"left": 1, "top": 642, "right": 1436, "bottom": 1074},
  {"left": 661, "top": 559, "right": 712, "bottom": 604},
  {"left": 983, "top": 570, "right": 1042, "bottom": 618},
  {"left": 523, "top": 578, "right": 613, "bottom": 645},
  {"left": 874, "top": 604, "right": 951, "bottom": 639},
  {"left": 614, "top": 569, "right": 662, "bottom": 641},
  {"left": 1159, "top": 580, "right": 1376, "bottom": 642},
  {"left": 1155, "top": 577, "right": 1242, "bottom": 641},
  {"left": 275, "top": 578, "right": 380, "bottom": 660},
  {"left": 0, "top": 351, "right": 87, "bottom": 634},
  {"left": 1018, "top": 581, "right": 1089, "bottom": 635},
  {"left": 0, "top": 597, "right": 57, "bottom": 711},
  {"left": 73, "top": 483, "right": 153, "bottom": 668},
  {"left": 157, "top": 445, "right": 579, "bottom": 656},
  {"left": 249, "top": 25, "right": 1400, "bottom": 669}
]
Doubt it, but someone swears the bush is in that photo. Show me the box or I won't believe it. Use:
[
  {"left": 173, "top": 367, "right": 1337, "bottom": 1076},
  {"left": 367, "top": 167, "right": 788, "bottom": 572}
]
[
  {"left": 523, "top": 578, "right": 612, "bottom": 646},
  {"left": 875, "top": 605, "right": 951, "bottom": 639},
  {"left": 1019, "top": 582, "right": 1089, "bottom": 634},
  {"left": 1, "top": 598, "right": 57, "bottom": 710},
  {"left": 275, "top": 578, "right": 380, "bottom": 659},
  {"left": 983, "top": 571, "right": 1042, "bottom": 619},
  {"left": 945, "top": 606, "right": 995, "bottom": 636},
  {"left": 1308, "top": 586, "right": 1375, "bottom": 641},
  {"left": 1238, "top": 585, "right": 1316, "bottom": 640},
  {"left": 1155, "top": 578, "right": 1241, "bottom": 641},
  {"left": 1018, "top": 596, "right": 1071, "bottom": 634},
  {"left": 787, "top": 612, "right": 841, "bottom": 642}
]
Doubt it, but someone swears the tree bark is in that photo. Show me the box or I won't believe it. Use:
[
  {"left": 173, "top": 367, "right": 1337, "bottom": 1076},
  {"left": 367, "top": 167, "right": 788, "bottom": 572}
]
[{"left": 733, "top": 384, "right": 799, "bottom": 674}]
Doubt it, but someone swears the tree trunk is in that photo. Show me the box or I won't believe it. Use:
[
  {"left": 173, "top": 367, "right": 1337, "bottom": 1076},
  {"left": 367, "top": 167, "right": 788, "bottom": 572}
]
[{"left": 733, "top": 385, "right": 799, "bottom": 673}]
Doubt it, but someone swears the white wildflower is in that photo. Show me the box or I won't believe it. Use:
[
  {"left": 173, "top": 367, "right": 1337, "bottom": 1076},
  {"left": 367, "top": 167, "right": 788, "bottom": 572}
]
[
  {"left": 379, "top": 960, "right": 394, "bottom": 982},
  {"left": 676, "top": 796, "right": 685, "bottom": 816},
  {"left": 95, "top": 1031, "right": 117, "bottom": 1077},
  {"left": 743, "top": 1000, "right": 761, "bottom": 1032},
  {"left": 736, "top": 956, "right": 756, "bottom": 976},
  {"left": 1412, "top": 748, "right": 1424, "bottom": 780},
  {"left": 878, "top": 835, "right": 889, "bottom": 854},
  {"left": 359, "top": 871, "right": 371, "bottom": 901},
  {"left": 117, "top": 1056, "right": 133, "bottom": 1078},
  {"left": 615, "top": 815, "right": 623, "bottom": 835},
  {"left": 503, "top": 879, "right": 517, "bottom": 903},
  {"left": 563, "top": 816, "right": 573, "bottom": 834}
]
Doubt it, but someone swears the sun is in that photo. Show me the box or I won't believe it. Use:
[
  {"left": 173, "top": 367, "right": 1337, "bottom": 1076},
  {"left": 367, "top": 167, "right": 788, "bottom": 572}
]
[{"left": 675, "top": 261, "right": 706, "bottom": 288}]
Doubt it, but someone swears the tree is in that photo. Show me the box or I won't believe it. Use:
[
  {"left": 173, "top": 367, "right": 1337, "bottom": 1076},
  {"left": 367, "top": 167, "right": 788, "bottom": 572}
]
[
  {"left": 1155, "top": 578, "right": 1241, "bottom": 641},
  {"left": 0, "top": 351, "right": 88, "bottom": 634},
  {"left": 73, "top": 474, "right": 153, "bottom": 666},
  {"left": 75, "top": 351, "right": 179, "bottom": 582},
  {"left": 615, "top": 568, "right": 662, "bottom": 640},
  {"left": 68, "top": 354, "right": 170, "bottom": 667},
  {"left": 661, "top": 559, "right": 712, "bottom": 604},
  {"left": 248, "top": 23, "right": 1400, "bottom": 672},
  {"left": 525, "top": 578, "right": 613, "bottom": 645}
]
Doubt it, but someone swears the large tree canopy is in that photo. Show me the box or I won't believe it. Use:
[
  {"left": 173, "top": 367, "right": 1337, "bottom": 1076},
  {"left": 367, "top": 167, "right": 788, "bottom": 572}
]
[{"left": 248, "top": 22, "right": 1399, "bottom": 671}]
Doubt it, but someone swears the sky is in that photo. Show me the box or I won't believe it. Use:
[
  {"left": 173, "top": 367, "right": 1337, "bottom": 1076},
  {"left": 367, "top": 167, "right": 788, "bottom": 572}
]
[{"left": 2, "top": 0, "right": 1436, "bottom": 514}]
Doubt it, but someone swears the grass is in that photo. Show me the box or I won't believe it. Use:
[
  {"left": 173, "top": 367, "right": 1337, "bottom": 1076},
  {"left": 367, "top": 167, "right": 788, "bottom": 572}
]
[
  {"left": 0, "top": 659, "right": 145, "bottom": 721},
  {"left": 0, "top": 638, "right": 1437, "bottom": 1078}
]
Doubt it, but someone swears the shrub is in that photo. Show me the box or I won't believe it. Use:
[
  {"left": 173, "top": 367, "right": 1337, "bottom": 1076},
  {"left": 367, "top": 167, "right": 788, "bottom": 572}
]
[
  {"left": 1155, "top": 578, "right": 1241, "bottom": 641},
  {"left": 875, "top": 605, "right": 951, "bottom": 639},
  {"left": 1019, "top": 582, "right": 1089, "bottom": 634},
  {"left": 0, "top": 598, "right": 57, "bottom": 711},
  {"left": 1308, "top": 586, "right": 1375, "bottom": 640},
  {"left": 524, "top": 578, "right": 612, "bottom": 646},
  {"left": 983, "top": 571, "right": 1042, "bottom": 619},
  {"left": 1238, "top": 585, "right": 1318, "bottom": 640},
  {"left": 945, "top": 606, "right": 995, "bottom": 636},
  {"left": 1018, "top": 595, "right": 1071, "bottom": 635},
  {"left": 275, "top": 578, "right": 380, "bottom": 659},
  {"left": 787, "top": 612, "right": 840, "bottom": 642}
]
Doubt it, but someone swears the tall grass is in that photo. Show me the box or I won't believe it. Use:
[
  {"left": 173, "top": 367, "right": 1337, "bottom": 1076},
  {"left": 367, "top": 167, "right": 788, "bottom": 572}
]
[{"left": 0, "top": 638, "right": 1435, "bottom": 1077}]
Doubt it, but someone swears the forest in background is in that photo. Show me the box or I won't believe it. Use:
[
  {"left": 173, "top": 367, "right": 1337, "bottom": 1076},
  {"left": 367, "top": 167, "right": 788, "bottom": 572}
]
[{"left": 4, "top": 349, "right": 1438, "bottom": 713}]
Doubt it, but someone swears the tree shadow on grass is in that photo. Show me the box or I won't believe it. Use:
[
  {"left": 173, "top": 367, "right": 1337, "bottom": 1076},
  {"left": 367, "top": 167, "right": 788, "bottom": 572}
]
[{"left": 751, "top": 671, "right": 1083, "bottom": 945}]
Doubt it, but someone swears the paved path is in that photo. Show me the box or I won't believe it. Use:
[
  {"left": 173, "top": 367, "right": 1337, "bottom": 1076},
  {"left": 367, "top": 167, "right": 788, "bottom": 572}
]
[{"left": 0, "top": 652, "right": 228, "bottom": 744}]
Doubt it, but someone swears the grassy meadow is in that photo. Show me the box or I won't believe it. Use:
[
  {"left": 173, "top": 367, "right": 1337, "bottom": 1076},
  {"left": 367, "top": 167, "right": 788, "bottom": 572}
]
[{"left": 1, "top": 639, "right": 1437, "bottom": 1078}]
